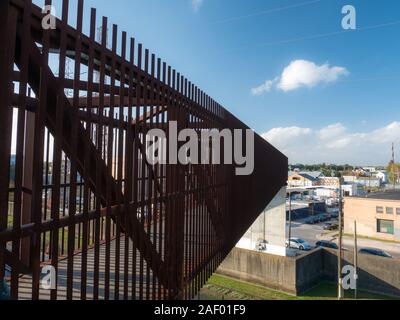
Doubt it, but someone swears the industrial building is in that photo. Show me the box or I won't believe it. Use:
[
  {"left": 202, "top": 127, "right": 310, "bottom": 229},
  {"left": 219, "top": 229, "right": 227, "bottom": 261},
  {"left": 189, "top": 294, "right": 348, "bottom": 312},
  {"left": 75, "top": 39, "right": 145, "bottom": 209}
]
[{"left": 344, "top": 191, "right": 400, "bottom": 241}]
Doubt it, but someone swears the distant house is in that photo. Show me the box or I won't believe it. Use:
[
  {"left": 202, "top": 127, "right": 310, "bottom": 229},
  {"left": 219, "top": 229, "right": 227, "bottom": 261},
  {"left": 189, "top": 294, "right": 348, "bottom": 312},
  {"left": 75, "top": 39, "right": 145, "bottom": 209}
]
[
  {"left": 288, "top": 172, "right": 318, "bottom": 188},
  {"left": 343, "top": 175, "right": 382, "bottom": 188},
  {"left": 356, "top": 177, "right": 382, "bottom": 188},
  {"left": 363, "top": 166, "right": 377, "bottom": 173},
  {"left": 375, "top": 171, "right": 388, "bottom": 184},
  {"left": 343, "top": 176, "right": 357, "bottom": 183},
  {"left": 316, "top": 177, "right": 340, "bottom": 188},
  {"left": 342, "top": 183, "right": 364, "bottom": 197},
  {"left": 303, "top": 171, "right": 324, "bottom": 180}
]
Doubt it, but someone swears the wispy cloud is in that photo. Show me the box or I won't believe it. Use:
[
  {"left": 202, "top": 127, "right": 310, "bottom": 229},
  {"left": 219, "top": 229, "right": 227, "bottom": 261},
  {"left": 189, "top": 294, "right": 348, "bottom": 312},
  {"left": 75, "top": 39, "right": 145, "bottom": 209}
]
[
  {"left": 262, "top": 122, "right": 400, "bottom": 165},
  {"left": 250, "top": 78, "right": 277, "bottom": 96},
  {"left": 251, "top": 59, "right": 349, "bottom": 95},
  {"left": 191, "top": 0, "right": 204, "bottom": 12}
]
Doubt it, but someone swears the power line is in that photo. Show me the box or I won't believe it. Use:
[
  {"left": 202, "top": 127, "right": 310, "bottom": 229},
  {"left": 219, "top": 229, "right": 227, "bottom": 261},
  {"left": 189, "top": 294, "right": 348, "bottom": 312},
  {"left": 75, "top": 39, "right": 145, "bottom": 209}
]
[
  {"left": 210, "top": 0, "right": 322, "bottom": 25},
  {"left": 219, "top": 19, "right": 400, "bottom": 53}
]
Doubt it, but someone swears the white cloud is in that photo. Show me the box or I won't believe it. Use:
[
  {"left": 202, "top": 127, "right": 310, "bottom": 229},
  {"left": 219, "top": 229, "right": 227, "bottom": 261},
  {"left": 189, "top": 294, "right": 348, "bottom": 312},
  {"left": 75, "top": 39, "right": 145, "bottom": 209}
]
[
  {"left": 262, "top": 122, "right": 400, "bottom": 165},
  {"left": 250, "top": 78, "right": 277, "bottom": 96},
  {"left": 191, "top": 0, "right": 203, "bottom": 11},
  {"left": 318, "top": 123, "right": 346, "bottom": 140},
  {"left": 262, "top": 126, "right": 312, "bottom": 149},
  {"left": 251, "top": 59, "right": 348, "bottom": 95}
]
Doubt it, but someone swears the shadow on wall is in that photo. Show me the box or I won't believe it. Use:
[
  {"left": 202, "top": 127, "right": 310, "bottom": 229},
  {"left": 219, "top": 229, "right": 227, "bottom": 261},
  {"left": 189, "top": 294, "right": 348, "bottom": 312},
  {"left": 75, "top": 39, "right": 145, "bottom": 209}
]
[
  {"left": 323, "top": 249, "right": 400, "bottom": 298},
  {"left": 217, "top": 247, "right": 400, "bottom": 298}
]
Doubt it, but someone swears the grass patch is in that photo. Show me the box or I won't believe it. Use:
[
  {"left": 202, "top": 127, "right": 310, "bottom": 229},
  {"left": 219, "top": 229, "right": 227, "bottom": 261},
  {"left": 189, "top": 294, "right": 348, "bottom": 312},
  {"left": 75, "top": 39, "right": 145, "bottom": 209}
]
[
  {"left": 302, "top": 282, "right": 398, "bottom": 300},
  {"left": 199, "top": 274, "right": 398, "bottom": 301}
]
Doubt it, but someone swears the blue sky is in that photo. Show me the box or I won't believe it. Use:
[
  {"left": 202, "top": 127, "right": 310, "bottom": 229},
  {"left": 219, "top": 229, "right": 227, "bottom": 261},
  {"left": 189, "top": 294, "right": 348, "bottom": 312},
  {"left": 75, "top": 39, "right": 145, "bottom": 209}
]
[{"left": 32, "top": 0, "right": 400, "bottom": 165}]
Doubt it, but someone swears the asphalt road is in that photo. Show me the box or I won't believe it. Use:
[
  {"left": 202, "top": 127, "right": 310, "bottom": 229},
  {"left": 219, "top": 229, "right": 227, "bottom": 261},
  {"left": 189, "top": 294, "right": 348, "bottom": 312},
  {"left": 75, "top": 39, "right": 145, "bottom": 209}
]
[{"left": 290, "top": 219, "right": 400, "bottom": 259}]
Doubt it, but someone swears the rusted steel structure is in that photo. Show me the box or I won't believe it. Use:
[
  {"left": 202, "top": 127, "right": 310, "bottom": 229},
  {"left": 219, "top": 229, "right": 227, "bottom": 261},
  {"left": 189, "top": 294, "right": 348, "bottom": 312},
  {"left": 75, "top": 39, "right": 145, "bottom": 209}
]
[{"left": 0, "top": 0, "right": 287, "bottom": 300}]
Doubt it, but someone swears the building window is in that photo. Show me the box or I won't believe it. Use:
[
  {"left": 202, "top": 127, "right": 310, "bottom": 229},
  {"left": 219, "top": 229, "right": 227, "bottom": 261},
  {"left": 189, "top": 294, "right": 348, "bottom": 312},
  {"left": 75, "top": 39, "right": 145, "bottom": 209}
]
[
  {"left": 377, "top": 219, "right": 394, "bottom": 235},
  {"left": 376, "top": 206, "right": 384, "bottom": 214},
  {"left": 397, "top": 208, "right": 400, "bottom": 215},
  {"left": 386, "top": 207, "right": 394, "bottom": 215}
]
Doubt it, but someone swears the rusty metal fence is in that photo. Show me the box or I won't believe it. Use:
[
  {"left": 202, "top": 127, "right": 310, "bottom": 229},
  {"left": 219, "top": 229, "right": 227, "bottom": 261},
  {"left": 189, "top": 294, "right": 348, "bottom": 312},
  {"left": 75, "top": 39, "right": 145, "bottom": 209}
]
[{"left": 0, "top": 0, "right": 287, "bottom": 300}]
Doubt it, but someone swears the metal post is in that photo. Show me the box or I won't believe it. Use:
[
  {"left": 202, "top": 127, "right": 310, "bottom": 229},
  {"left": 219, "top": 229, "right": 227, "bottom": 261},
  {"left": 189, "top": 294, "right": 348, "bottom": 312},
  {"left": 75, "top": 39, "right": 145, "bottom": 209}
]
[
  {"left": 288, "top": 191, "right": 292, "bottom": 249},
  {"left": 354, "top": 220, "right": 358, "bottom": 300},
  {"left": 338, "top": 178, "right": 344, "bottom": 300},
  {"left": 20, "top": 111, "right": 35, "bottom": 267}
]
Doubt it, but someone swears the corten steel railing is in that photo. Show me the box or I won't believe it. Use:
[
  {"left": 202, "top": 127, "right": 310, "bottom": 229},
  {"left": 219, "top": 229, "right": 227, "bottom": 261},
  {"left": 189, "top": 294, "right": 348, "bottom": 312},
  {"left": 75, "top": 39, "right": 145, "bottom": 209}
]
[{"left": 0, "top": 0, "right": 288, "bottom": 300}]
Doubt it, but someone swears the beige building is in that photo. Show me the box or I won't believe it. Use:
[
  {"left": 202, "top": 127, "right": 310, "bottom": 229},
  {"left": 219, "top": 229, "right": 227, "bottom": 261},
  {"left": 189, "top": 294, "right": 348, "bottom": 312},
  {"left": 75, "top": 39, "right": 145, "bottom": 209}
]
[
  {"left": 344, "top": 191, "right": 400, "bottom": 241},
  {"left": 287, "top": 172, "right": 319, "bottom": 188}
]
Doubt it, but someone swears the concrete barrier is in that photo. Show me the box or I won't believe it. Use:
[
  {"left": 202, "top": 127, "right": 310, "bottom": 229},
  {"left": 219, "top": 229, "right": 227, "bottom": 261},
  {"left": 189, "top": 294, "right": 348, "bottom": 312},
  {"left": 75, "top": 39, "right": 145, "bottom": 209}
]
[
  {"left": 323, "top": 249, "right": 400, "bottom": 298},
  {"left": 216, "top": 247, "right": 400, "bottom": 297}
]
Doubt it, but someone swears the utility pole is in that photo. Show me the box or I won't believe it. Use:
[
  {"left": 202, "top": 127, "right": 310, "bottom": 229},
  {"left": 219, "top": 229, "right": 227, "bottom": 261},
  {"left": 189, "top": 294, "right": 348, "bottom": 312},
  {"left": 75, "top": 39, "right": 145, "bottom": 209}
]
[
  {"left": 392, "top": 143, "right": 396, "bottom": 190},
  {"left": 354, "top": 220, "right": 358, "bottom": 300},
  {"left": 288, "top": 190, "right": 292, "bottom": 249},
  {"left": 338, "top": 177, "right": 344, "bottom": 300}
]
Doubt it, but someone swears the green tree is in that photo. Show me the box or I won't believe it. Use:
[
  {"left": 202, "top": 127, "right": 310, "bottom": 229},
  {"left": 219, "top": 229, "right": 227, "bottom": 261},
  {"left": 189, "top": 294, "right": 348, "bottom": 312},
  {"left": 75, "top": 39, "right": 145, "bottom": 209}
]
[{"left": 387, "top": 162, "right": 400, "bottom": 185}]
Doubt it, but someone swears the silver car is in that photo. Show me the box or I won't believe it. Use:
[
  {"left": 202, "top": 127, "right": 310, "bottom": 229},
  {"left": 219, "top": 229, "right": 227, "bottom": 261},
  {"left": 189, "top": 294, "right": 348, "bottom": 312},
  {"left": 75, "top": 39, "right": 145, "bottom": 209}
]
[{"left": 286, "top": 238, "right": 313, "bottom": 251}]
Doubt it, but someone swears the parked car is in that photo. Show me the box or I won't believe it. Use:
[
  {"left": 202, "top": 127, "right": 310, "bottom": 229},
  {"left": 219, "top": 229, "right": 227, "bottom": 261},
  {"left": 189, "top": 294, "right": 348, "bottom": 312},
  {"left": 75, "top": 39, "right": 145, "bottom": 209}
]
[
  {"left": 305, "top": 217, "right": 317, "bottom": 224},
  {"left": 359, "top": 248, "right": 392, "bottom": 258},
  {"left": 286, "top": 238, "right": 313, "bottom": 251},
  {"left": 318, "top": 214, "right": 330, "bottom": 222},
  {"left": 323, "top": 223, "right": 339, "bottom": 231},
  {"left": 330, "top": 212, "right": 339, "bottom": 219},
  {"left": 316, "top": 240, "right": 339, "bottom": 250},
  {"left": 309, "top": 216, "right": 320, "bottom": 224}
]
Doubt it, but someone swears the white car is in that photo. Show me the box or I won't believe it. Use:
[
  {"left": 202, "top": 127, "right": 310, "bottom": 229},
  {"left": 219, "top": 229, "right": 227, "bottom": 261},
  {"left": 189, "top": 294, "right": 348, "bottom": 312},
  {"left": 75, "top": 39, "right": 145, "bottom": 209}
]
[{"left": 286, "top": 238, "right": 313, "bottom": 251}]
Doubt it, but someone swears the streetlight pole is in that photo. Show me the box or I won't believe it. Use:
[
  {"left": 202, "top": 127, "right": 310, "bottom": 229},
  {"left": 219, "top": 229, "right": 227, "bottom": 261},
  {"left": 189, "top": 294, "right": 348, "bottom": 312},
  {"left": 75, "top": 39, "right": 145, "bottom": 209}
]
[
  {"left": 354, "top": 220, "right": 358, "bottom": 300},
  {"left": 338, "top": 178, "right": 344, "bottom": 300},
  {"left": 288, "top": 190, "right": 292, "bottom": 249}
]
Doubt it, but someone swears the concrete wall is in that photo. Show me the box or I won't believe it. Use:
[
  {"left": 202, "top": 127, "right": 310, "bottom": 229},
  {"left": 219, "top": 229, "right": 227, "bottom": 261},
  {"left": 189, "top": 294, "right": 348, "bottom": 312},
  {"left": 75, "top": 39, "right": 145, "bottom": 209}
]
[
  {"left": 323, "top": 249, "right": 400, "bottom": 298},
  {"left": 295, "top": 250, "right": 324, "bottom": 294},
  {"left": 217, "top": 248, "right": 297, "bottom": 294},
  {"left": 236, "top": 187, "right": 287, "bottom": 256},
  {"left": 217, "top": 247, "right": 400, "bottom": 297},
  {"left": 217, "top": 248, "right": 323, "bottom": 295}
]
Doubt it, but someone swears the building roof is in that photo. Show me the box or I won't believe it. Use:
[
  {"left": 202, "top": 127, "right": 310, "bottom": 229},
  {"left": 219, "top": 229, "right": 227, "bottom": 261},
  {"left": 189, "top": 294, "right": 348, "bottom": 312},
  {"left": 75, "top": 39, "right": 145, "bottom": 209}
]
[
  {"left": 298, "top": 173, "right": 318, "bottom": 181},
  {"left": 304, "top": 171, "right": 324, "bottom": 179},
  {"left": 288, "top": 171, "right": 322, "bottom": 181},
  {"left": 362, "top": 191, "right": 400, "bottom": 201}
]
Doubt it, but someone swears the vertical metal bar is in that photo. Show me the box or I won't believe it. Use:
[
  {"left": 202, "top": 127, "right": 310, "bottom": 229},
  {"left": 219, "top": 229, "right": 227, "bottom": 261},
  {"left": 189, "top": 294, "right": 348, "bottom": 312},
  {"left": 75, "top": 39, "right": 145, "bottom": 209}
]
[
  {"left": 93, "top": 16, "right": 108, "bottom": 300},
  {"left": 137, "top": 42, "right": 144, "bottom": 300},
  {"left": 143, "top": 48, "right": 151, "bottom": 300},
  {"left": 103, "top": 23, "right": 117, "bottom": 301},
  {"left": 80, "top": 5, "right": 96, "bottom": 301},
  {"left": 0, "top": 0, "right": 17, "bottom": 282},
  {"left": 114, "top": 28, "right": 127, "bottom": 301},
  {"left": 150, "top": 54, "right": 158, "bottom": 301},
  {"left": 130, "top": 37, "right": 138, "bottom": 301},
  {"left": 65, "top": 0, "right": 83, "bottom": 300},
  {"left": 50, "top": 0, "right": 68, "bottom": 299},
  {"left": 11, "top": 0, "right": 32, "bottom": 298},
  {"left": 31, "top": 0, "right": 52, "bottom": 299},
  {"left": 158, "top": 61, "right": 167, "bottom": 300},
  {"left": 122, "top": 34, "right": 134, "bottom": 301}
]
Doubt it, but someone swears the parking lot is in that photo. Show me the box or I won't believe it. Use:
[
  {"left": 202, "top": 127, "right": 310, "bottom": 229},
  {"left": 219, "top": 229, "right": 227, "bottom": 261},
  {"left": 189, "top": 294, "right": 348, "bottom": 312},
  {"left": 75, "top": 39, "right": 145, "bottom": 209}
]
[{"left": 290, "top": 217, "right": 400, "bottom": 259}]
